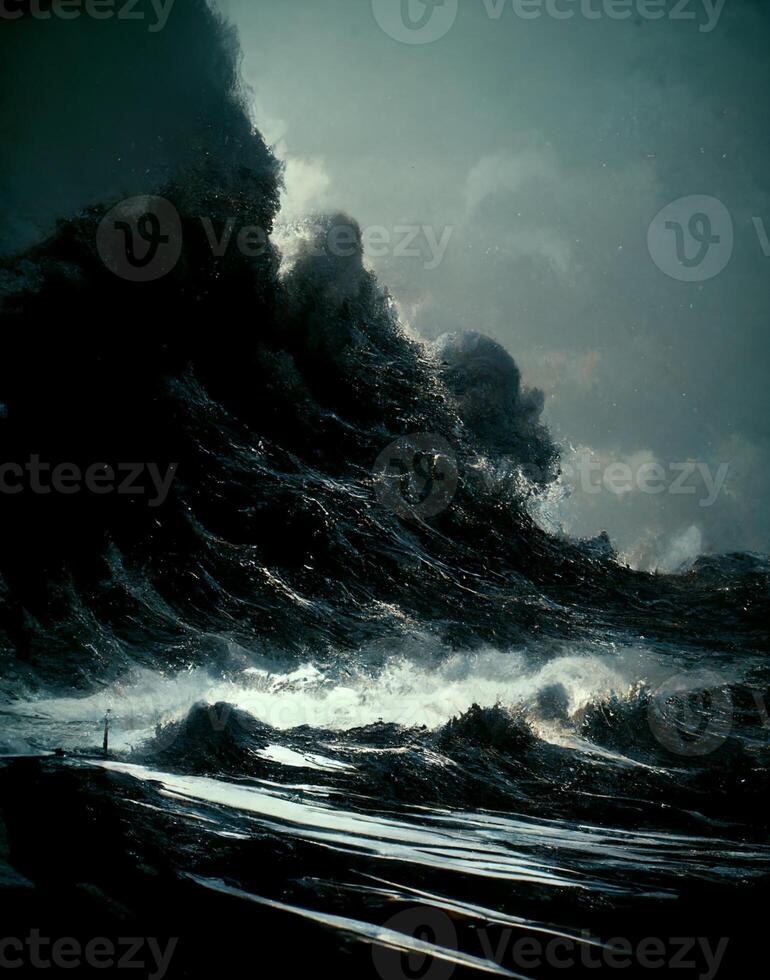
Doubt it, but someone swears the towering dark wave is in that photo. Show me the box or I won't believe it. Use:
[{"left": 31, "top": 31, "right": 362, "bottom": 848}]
[{"left": 1, "top": 5, "right": 768, "bottom": 978}]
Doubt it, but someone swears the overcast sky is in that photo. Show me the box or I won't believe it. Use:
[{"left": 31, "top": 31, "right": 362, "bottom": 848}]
[{"left": 227, "top": 0, "right": 770, "bottom": 567}]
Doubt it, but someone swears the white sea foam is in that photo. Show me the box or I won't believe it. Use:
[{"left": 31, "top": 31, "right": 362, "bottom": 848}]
[{"left": 1, "top": 641, "right": 672, "bottom": 754}]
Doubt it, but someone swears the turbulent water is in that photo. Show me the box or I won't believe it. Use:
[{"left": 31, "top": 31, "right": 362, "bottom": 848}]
[{"left": 1, "top": 4, "right": 769, "bottom": 978}]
